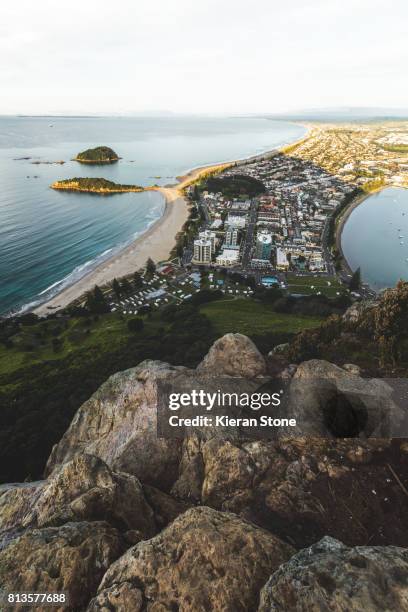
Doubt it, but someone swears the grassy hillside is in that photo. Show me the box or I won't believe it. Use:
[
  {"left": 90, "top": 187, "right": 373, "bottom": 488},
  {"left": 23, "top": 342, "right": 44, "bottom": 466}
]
[
  {"left": 200, "top": 298, "right": 323, "bottom": 336},
  {"left": 286, "top": 274, "right": 344, "bottom": 297}
]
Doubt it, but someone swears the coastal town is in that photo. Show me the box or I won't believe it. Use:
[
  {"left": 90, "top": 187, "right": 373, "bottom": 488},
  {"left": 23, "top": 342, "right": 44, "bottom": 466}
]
[
  {"left": 102, "top": 122, "right": 408, "bottom": 316},
  {"left": 17, "top": 122, "right": 408, "bottom": 319},
  {"left": 187, "top": 153, "right": 353, "bottom": 275}
]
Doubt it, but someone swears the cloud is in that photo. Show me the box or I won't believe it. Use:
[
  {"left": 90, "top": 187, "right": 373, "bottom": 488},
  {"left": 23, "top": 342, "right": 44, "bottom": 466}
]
[{"left": 1, "top": 0, "right": 407, "bottom": 113}]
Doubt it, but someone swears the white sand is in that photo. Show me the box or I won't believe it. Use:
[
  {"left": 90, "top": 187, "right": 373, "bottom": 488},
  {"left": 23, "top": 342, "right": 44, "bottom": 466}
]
[
  {"left": 33, "top": 160, "right": 233, "bottom": 315},
  {"left": 33, "top": 129, "right": 309, "bottom": 316}
]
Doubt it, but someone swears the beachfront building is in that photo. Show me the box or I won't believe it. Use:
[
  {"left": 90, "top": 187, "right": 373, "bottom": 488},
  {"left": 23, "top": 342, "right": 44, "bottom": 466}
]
[
  {"left": 193, "top": 238, "right": 212, "bottom": 264},
  {"left": 255, "top": 231, "right": 273, "bottom": 261},
  {"left": 216, "top": 249, "right": 240, "bottom": 267},
  {"left": 225, "top": 226, "right": 240, "bottom": 248},
  {"left": 210, "top": 219, "right": 223, "bottom": 230},
  {"left": 199, "top": 230, "right": 217, "bottom": 251},
  {"left": 276, "top": 247, "right": 290, "bottom": 270}
]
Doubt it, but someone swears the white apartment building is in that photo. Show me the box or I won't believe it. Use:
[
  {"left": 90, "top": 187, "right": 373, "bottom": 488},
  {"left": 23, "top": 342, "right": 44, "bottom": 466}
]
[
  {"left": 276, "top": 247, "right": 289, "bottom": 270},
  {"left": 193, "top": 238, "right": 212, "bottom": 264},
  {"left": 255, "top": 231, "right": 273, "bottom": 261},
  {"left": 199, "top": 230, "right": 217, "bottom": 251},
  {"left": 225, "top": 226, "right": 240, "bottom": 248},
  {"left": 216, "top": 249, "right": 240, "bottom": 266},
  {"left": 226, "top": 214, "right": 246, "bottom": 229}
]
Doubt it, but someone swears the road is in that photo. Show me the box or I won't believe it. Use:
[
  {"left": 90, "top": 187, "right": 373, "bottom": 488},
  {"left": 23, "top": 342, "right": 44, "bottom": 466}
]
[{"left": 241, "top": 199, "right": 258, "bottom": 268}]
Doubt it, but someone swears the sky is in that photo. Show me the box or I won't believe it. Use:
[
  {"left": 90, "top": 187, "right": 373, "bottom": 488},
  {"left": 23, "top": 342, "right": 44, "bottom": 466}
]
[{"left": 1, "top": 0, "right": 407, "bottom": 115}]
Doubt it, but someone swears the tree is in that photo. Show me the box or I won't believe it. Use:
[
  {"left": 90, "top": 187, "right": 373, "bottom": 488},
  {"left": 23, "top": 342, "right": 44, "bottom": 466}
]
[
  {"left": 112, "top": 278, "right": 121, "bottom": 300},
  {"left": 52, "top": 337, "right": 63, "bottom": 353},
  {"left": 133, "top": 271, "right": 143, "bottom": 289},
  {"left": 121, "top": 278, "right": 132, "bottom": 295},
  {"left": 349, "top": 267, "right": 361, "bottom": 291},
  {"left": 192, "top": 185, "right": 200, "bottom": 201},
  {"left": 86, "top": 285, "right": 110, "bottom": 314},
  {"left": 146, "top": 257, "right": 156, "bottom": 277},
  {"left": 127, "top": 318, "right": 144, "bottom": 333},
  {"left": 200, "top": 270, "right": 208, "bottom": 289},
  {"left": 373, "top": 280, "right": 408, "bottom": 366}
]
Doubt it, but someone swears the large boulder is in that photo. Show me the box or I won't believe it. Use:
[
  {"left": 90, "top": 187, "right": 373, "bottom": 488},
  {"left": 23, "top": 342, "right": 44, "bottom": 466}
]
[
  {"left": 258, "top": 536, "right": 408, "bottom": 611},
  {"left": 0, "top": 454, "right": 156, "bottom": 538},
  {"left": 87, "top": 507, "right": 294, "bottom": 612},
  {"left": 45, "top": 337, "right": 268, "bottom": 490},
  {"left": 285, "top": 359, "right": 404, "bottom": 438},
  {"left": 198, "top": 333, "right": 267, "bottom": 378},
  {"left": 45, "top": 361, "right": 186, "bottom": 489},
  {"left": 0, "top": 521, "right": 124, "bottom": 611}
]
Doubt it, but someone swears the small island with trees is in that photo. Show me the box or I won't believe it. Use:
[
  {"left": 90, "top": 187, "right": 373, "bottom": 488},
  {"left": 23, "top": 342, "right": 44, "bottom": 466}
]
[
  {"left": 73, "top": 146, "right": 120, "bottom": 164},
  {"left": 50, "top": 177, "right": 144, "bottom": 194}
]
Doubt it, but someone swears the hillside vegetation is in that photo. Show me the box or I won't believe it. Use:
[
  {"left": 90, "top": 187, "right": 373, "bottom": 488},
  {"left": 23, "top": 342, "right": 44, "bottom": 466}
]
[
  {"left": 204, "top": 174, "right": 266, "bottom": 197},
  {"left": 288, "top": 280, "right": 408, "bottom": 373},
  {"left": 74, "top": 146, "right": 119, "bottom": 163},
  {"left": 51, "top": 177, "right": 143, "bottom": 193}
]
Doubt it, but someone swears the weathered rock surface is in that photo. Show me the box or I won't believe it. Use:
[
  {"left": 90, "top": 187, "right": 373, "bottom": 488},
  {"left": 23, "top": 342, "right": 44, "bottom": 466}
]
[
  {"left": 45, "top": 337, "right": 266, "bottom": 491},
  {"left": 0, "top": 454, "right": 156, "bottom": 537},
  {"left": 268, "top": 343, "right": 290, "bottom": 356},
  {"left": 286, "top": 359, "right": 404, "bottom": 438},
  {"left": 342, "top": 362, "right": 362, "bottom": 375},
  {"left": 0, "top": 481, "right": 44, "bottom": 533},
  {"left": 142, "top": 484, "right": 191, "bottom": 530},
  {"left": 198, "top": 333, "right": 267, "bottom": 377},
  {"left": 88, "top": 507, "right": 294, "bottom": 612},
  {"left": 45, "top": 361, "right": 186, "bottom": 489},
  {"left": 172, "top": 432, "right": 408, "bottom": 548},
  {"left": 258, "top": 536, "right": 408, "bottom": 611},
  {"left": 0, "top": 521, "right": 124, "bottom": 611},
  {"left": 1, "top": 335, "right": 407, "bottom": 611}
]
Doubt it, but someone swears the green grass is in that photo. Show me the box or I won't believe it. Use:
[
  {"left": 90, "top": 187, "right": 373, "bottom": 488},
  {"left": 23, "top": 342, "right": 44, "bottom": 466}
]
[
  {"left": 286, "top": 274, "right": 344, "bottom": 297},
  {"left": 382, "top": 144, "right": 408, "bottom": 154},
  {"left": 0, "top": 313, "right": 161, "bottom": 378},
  {"left": 200, "top": 298, "right": 323, "bottom": 336}
]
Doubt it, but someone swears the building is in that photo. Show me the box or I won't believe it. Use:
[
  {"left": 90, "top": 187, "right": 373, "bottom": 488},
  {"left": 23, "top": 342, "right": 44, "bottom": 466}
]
[
  {"left": 216, "top": 249, "right": 240, "bottom": 266},
  {"left": 255, "top": 231, "right": 273, "bottom": 261},
  {"left": 193, "top": 238, "right": 212, "bottom": 264},
  {"left": 225, "top": 226, "right": 240, "bottom": 248},
  {"left": 276, "top": 247, "right": 289, "bottom": 270},
  {"left": 210, "top": 219, "right": 223, "bottom": 230},
  {"left": 226, "top": 214, "right": 246, "bottom": 229},
  {"left": 199, "top": 230, "right": 216, "bottom": 251}
]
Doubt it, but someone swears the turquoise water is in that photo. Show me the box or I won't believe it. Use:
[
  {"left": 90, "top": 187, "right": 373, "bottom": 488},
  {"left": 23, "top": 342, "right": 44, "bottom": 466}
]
[
  {"left": 341, "top": 187, "right": 408, "bottom": 291},
  {"left": 0, "top": 116, "right": 305, "bottom": 314}
]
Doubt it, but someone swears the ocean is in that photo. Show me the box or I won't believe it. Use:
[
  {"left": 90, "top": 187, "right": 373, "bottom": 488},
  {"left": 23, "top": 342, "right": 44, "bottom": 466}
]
[
  {"left": 0, "top": 116, "right": 305, "bottom": 314},
  {"left": 341, "top": 187, "right": 408, "bottom": 291}
]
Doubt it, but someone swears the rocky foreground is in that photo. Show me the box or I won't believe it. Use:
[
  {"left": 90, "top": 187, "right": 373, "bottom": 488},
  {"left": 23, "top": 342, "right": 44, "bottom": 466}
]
[{"left": 1, "top": 333, "right": 408, "bottom": 611}]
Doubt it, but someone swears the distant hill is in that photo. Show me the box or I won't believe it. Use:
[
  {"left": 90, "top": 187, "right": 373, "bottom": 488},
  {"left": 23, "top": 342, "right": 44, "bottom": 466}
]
[
  {"left": 263, "top": 107, "right": 408, "bottom": 122},
  {"left": 74, "top": 146, "right": 119, "bottom": 163}
]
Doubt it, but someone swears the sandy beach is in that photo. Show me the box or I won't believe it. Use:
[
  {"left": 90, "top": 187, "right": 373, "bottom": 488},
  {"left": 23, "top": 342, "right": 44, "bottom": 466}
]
[
  {"left": 33, "top": 161, "right": 233, "bottom": 316},
  {"left": 33, "top": 130, "right": 310, "bottom": 316}
]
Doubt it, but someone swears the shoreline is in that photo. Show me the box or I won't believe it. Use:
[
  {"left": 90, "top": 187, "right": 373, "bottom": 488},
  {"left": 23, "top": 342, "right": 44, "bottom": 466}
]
[
  {"left": 32, "top": 186, "right": 187, "bottom": 315},
  {"left": 335, "top": 191, "right": 373, "bottom": 277},
  {"left": 32, "top": 125, "right": 310, "bottom": 316},
  {"left": 335, "top": 184, "right": 408, "bottom": 291}
]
